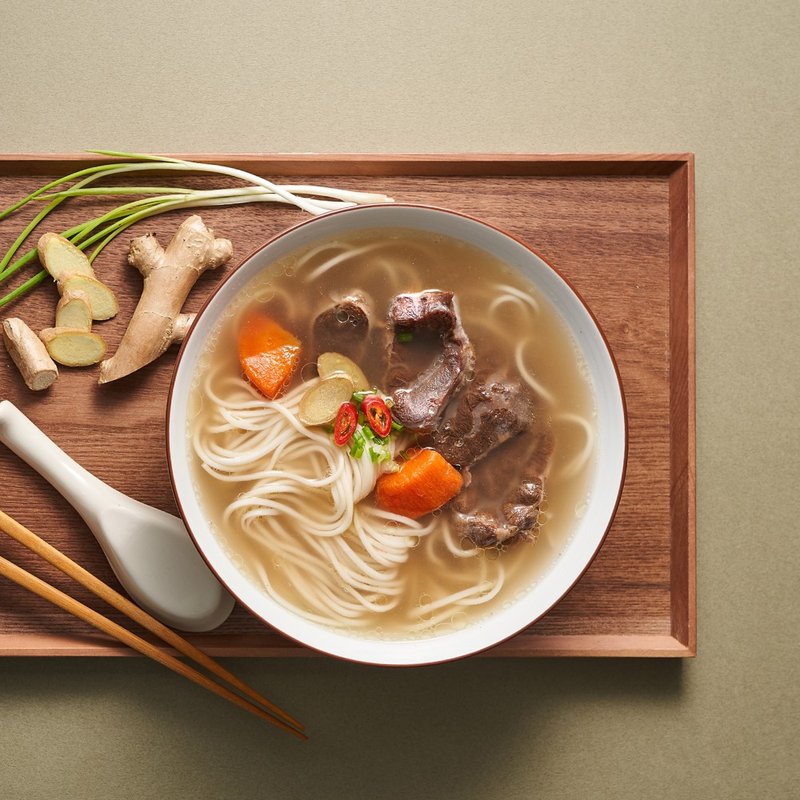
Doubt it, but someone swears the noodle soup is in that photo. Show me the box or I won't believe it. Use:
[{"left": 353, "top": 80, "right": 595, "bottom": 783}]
[{"left": 187, "top": 226, "right": 596, "bottom": 640}]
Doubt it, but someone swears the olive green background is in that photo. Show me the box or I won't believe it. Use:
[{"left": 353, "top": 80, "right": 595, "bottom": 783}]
[{"left": 1, "top": 1, "right": 797, "bottom": 798}]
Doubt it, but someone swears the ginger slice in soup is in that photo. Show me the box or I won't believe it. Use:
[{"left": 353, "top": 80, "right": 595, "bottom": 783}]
[
  {"left": 238, "top": 311, "right": 301, "bottom": 399},
  {"left": 317, "top": 351, "right": 370, "bottom": 391},
  {"left": 298, "top": 374, "right": 355, "bottom": 426}
]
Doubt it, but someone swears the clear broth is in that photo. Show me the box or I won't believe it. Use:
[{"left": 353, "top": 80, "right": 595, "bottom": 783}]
[{"left": 188, "top": 227, "right": 596, "bottom": 638}]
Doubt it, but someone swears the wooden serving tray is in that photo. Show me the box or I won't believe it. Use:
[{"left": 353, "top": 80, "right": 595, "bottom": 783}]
[{"left": 0, "top": 154, "right": 695, "bottom": 657}]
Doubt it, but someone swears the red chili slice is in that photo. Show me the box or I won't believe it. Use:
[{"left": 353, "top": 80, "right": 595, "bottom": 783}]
[
  {"left": 333, "top": 402, "right": 358, "bottom": 446},
  {"left": 362, "top": 395, "right": 392, "bottom": 437}
]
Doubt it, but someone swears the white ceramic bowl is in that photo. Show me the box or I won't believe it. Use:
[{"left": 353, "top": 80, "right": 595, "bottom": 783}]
[{"left": 167, "top": 204, "right": 627, "bottom": 665}]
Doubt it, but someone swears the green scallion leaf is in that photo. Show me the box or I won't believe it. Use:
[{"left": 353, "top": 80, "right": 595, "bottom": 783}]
[
  {"left": 361, "top": 425, "right": 376, "bottom": 442},
  {"left": 349, "top": 429, "right": 366, "bottom": 458},
  {"left": 0, "top": 150, "right": 394, "bottom": 307}
]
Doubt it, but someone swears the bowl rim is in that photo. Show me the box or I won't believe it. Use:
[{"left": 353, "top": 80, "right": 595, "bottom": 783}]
[{"left": 165, "top": 202, "right": 629, "bottom": 666}]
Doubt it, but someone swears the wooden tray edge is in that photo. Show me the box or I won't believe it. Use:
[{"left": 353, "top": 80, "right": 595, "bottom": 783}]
[
  {"left": 668, "top": 156, "right": 697, "bottom": 655},
  {"left": 0, "top": 152, "right": 695, "bottom": 177},
  {"left": 0, "top": 633, "right": 694, "bottom": 658},
  {"left": 0, "top": 153, "right": 696, "bottom": 657}
]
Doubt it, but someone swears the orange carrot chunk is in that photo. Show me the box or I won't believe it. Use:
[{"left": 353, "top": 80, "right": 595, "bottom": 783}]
[
  {"left": 238, "top": 311, "right": 301, "bottom": 399},
  {"left": 375, "top": 449, "right": 463, "bottom": 520}
]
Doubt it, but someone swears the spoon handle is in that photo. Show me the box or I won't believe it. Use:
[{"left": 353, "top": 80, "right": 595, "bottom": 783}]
[
  {"left": 0, "top": 400, "right": 234, "bottom": 631},
  {"left": 0, "top": 400, "right": 115, "bottom": 523}
]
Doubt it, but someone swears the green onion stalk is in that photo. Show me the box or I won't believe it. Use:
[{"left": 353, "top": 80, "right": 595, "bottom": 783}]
[{"left": 0, "top": 150, "right": 393, "bottom": 308}]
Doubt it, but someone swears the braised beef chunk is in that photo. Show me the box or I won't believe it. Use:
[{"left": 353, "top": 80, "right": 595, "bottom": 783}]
[
  {"left": 312, "top": 296, "right": 370, "bottom": 360},
  {"left": 452, "top": 510, "right": 514, "bottom": 548},
  {"left": 385, "top": 291, "right": 474, "bottom": 433},
  {"left": 427, "top": 378, "right": 535, "bottom": 468},
  {"left": 390, "top": 291, "right": 457, "bottom": 333},
  {"left": 502, "top": 478, "right": 544, "bottom": 533},
  {"left": 451, "top": 430, "right": 553, "bottom": 548},
  {"left": 453, "top": 474, "right": 545, "bottom": 548}
]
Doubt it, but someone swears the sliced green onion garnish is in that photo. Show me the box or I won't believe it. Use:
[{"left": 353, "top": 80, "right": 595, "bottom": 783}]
[
  {"left": 352, "top": 389, "right": 378, "bottom": 402},
  {"left": 349, "top": 429, "right": 366, "bottom": 458},
  {"left": 361, "top": 425, "right": 376, "bottom": 442}
]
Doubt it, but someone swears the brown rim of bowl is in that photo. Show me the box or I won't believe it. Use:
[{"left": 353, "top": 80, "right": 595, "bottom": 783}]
[{"left": 165, "top": 202, "right": 629, "bottom": 667}]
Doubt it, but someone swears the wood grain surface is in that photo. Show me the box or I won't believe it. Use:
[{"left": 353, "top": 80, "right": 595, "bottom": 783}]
[{"left": 0, "top": 154, "right": 695, "bottom": 657}]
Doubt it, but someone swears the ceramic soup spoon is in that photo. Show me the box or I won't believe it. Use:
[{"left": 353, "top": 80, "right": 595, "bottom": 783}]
[{"left": 0, "top": 400, "right": 234, "bottom": 631}]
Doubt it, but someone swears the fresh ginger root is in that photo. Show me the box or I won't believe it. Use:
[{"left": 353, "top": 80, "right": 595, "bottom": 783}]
[
  {"left": 38, "top": 233, "right": 119, "bottom": 321},
  {"left": 98, "top": 215, "right": 232, "bottom": 384},
  {"left": 2, "top": 317, "right": 59, "bottom": 390},
  {"left": 39, "top": 327, "right": 106, "bottom": 367}
]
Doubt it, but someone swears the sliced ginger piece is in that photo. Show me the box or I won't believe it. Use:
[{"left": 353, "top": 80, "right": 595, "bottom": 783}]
[
  {"left": 2, "top": 317, "right": 59, "bottom": 390},
  {"left": 61, "top": 274, "right": 119, "bottom": 321},
  {"left": 38, "top": 233, "right": 95, "bottom": 280},
  {"left": 37, "top": 232, "right": 118, "bottom": 321},
  {"left": 55, "top": 288, "right": 92, "bottom": 331},
  {"left": 317, "top": 351, "right": 370, "bottom": 391},
  {"left": 298, "top": 374, "right": 354, "bottom": 425},
  {"left": 39, "top": 327, "right": 106, "bottom": 367}
]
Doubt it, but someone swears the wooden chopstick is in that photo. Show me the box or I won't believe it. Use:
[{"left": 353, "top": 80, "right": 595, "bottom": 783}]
[
  {"left": 0, "top": 509, "right": 302, "bottom": 732},
  {"left": 0, "top": 553, "right": 305, "bottom": 739},
  {"left": 0, "top": 510, "right": 306, "bottom": 740}
]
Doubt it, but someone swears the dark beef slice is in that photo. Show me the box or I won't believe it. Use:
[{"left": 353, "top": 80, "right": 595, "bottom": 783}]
[
  {"left": 451, "top": 429, "right": 553, "bottom": 549},
  {"left": 452, "top": 510, "right": 515, "bottom": 548},
  {"left": 453, "top": 475, "right": 544, "bottom": 548},
  {"left": 385, "top": 291, "right": 474, "bottom": 432},
  {"left": 427, "top": 378, "right": 535, "bottom": 468},
  {"left": 502, "top": 478, "right": 544, "bottom": 533},
  {"left": 312, "top": 297, "right": 370, "bottom": 360},
  {"left": 390, "top": 291, "right": 456, "bottom": 333}
]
